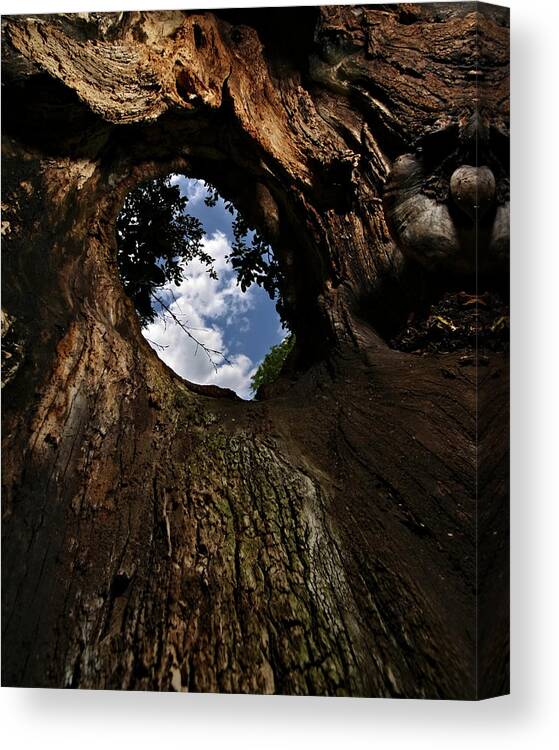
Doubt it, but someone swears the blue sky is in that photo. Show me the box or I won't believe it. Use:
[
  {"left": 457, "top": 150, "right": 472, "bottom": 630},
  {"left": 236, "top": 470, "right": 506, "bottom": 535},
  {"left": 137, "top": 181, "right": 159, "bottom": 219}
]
[{"left": 142, "top": 176, "right": 284, "bottom": 399}]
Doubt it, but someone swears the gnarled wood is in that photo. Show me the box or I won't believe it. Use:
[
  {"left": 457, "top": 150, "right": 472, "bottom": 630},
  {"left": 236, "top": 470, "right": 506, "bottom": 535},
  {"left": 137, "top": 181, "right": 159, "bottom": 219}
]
[{"left": 1, "top": 4, "right": 509, "bottom": 698}]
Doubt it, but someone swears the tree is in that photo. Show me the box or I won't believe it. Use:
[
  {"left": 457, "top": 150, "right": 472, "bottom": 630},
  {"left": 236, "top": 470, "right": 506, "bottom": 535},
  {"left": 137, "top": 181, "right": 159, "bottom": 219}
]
[
  {"left": 251, "top": 334, "right": 295, "bottom": 394},
  {"left": 1, "top": 6, "right": 509, "bottom": 698},
  {"left": 115, "top": 176, "right": 214, "bottom": 327},
  {"left": 204, "top": 184, "right": 287, "bottom": 321}
]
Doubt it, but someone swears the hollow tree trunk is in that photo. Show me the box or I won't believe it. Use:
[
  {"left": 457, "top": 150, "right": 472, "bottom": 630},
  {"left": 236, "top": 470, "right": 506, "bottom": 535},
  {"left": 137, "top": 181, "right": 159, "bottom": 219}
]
[{"left": 1, "top": 4, "right": 509, "bottom": 698}]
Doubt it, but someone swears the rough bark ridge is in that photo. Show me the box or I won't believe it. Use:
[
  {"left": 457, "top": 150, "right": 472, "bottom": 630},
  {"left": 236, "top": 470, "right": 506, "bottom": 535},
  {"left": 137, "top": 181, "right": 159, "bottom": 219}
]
[{"left": 1, "top": 4, "right": 509, "bottom": 698}]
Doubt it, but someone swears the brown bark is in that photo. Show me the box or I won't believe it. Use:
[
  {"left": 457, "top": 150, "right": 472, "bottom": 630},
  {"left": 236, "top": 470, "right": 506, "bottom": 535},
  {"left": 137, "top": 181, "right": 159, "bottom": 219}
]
[{"left": 1, "top": 4, "right": 509, "bottom": 698}]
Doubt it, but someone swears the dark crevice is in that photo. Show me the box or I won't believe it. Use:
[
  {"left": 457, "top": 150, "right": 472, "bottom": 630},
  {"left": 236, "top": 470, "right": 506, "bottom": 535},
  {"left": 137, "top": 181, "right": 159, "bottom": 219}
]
[
  {"left": 193, "top": 23, "right": 205, "bottom": 49},
  {"left": 358, "top": 262, "right": 509, "bottom": 354},
  {"left": 110, "top": 573, "right": 131, "bottom": 598},
  {"left": 216, "top": 7, "right": 320, "bottom": 69},
  {"left": 1, "top": 73, "right": 109, "bottom": 156}
]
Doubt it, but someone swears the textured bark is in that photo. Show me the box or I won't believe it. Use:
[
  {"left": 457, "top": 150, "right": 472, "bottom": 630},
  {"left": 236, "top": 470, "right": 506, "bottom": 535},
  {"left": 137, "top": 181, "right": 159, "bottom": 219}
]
[{"left": 1, "top": 4, "right": 509, "bottom": 698}]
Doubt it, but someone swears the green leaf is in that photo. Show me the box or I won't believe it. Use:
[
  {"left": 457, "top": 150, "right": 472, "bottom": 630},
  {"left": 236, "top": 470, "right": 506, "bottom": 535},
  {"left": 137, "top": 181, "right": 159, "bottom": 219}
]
[
  {"left": 116, "top": 176, "right": 213, "bottom": 326},
  {"left": 251, "top": 335, "right": 295, "bottom": 393}
]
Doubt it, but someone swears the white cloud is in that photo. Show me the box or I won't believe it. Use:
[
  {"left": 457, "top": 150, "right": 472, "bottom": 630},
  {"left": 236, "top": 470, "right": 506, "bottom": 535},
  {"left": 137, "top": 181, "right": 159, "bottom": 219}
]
[
  {"left": 169, "top": 174, "right": 208, "bottom": 207},
  {"left": 210, "top": 354, "right": 256, "bottom": 396},
  {"left": 143, "top": 231, "right": 257, "bottom": 399}
]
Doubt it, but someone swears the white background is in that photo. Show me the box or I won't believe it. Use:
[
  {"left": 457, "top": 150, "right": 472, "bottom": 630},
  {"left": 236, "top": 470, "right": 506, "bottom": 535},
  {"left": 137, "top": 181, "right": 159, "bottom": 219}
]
[{"left": 1, "top": 0, "right": 558, "bottom": 747}]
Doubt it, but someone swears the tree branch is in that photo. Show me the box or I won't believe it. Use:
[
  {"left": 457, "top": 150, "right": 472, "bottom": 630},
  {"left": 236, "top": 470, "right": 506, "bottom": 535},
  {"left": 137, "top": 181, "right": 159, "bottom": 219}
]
[{"left": 150, "top": 291, "right": 229, "bottom": 373}]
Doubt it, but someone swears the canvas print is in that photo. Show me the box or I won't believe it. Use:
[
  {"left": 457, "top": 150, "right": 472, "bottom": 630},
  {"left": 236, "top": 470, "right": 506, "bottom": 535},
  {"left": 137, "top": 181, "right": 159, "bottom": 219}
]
[{"left": 1, "top": 3, "right": 509, "bottom": 699}]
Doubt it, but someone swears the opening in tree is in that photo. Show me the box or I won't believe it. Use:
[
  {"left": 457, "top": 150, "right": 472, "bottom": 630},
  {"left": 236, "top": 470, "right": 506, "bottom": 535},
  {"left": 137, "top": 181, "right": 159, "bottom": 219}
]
[{"left": 116, "top": 175, "right": 288, "bottom": 399}]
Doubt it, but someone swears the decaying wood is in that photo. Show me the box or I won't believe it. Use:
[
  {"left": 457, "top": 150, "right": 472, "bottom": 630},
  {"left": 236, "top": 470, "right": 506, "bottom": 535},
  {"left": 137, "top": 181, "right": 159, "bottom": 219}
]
[{"left": 1, "top": 3, "right": 509, "bottom": 698}]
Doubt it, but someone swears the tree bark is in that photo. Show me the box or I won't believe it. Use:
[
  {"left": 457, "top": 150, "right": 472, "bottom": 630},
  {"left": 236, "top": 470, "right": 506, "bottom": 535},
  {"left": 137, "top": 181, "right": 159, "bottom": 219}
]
[{"left": 1, "top": 4, "right": 509, "bottom": 698}]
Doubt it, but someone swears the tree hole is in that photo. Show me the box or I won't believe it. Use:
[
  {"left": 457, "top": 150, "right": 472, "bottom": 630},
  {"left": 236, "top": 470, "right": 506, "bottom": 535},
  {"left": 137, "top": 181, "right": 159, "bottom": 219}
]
[
  {"left": 116, "top": 175, "right": 291, "bottom": 399},
  {"left": 193, "top": 23, "right": 206, "bottom": 49}
]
